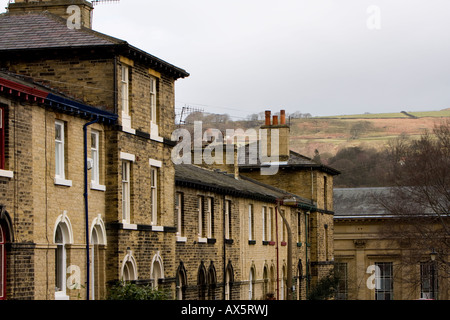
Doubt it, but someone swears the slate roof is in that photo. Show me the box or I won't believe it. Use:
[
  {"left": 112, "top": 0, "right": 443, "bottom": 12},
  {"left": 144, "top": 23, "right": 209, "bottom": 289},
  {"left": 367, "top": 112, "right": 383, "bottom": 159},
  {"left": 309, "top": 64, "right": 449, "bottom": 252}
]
[
  {"left": 175, "top": 164, "right": 316, "bottom": 209},
  {"left": 0, "top": 12, "right": 189, "bottom": 79},
  {"left": 333, "top": 187, "right": 393, "bottom": 218},
  {"left": 238, "top": 144, "right": 340, "bottom": 175},
  {"left": 0, "top": 12, "right": 121, "bottom": 50}
]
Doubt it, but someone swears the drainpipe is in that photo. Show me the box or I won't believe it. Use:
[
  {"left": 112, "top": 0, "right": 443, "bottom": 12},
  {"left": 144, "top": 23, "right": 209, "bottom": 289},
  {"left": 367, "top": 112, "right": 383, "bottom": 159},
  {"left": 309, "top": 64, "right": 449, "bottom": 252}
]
[
  {"left": 305, "top": 211, "right": 310, "bottom": 297},
  {"left": 275, "top": 202, "right": 279, "bottom": 300},
  {"left": 84, "top": 117, "right": 99, "bottom": 300},
  {"left": 277, "top": 198, "right": 293, "bottom": 300},
  {"left": 223, "top": 194, "right": 226, "bottom": 300}
]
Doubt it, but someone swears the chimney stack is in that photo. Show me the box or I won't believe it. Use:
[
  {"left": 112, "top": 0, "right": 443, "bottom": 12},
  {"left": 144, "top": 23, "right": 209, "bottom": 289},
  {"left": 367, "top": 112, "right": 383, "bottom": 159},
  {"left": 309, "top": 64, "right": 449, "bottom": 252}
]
[
  {"left": 260, "top": 109, "right": 290, "bottom": 162},
  {"left": 8, "top": 0, "right": 95, "bottom": 29}
]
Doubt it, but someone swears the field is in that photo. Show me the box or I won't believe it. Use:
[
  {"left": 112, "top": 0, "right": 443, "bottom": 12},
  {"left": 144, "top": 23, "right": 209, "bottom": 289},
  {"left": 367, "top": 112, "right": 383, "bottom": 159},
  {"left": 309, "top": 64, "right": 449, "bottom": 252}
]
[{"left": 288, "top": 109, "right": 450, "bottom": 158}]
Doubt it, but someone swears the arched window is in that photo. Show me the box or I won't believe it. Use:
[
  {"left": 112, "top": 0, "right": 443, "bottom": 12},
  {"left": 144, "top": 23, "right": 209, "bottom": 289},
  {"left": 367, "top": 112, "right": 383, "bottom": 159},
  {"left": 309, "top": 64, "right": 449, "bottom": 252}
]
[
  {"left": 0, "top": 208, "right": 13, "bottom": 301},
  {"left": 54, "top": 216, "right": 72, "bottom": 300},
  {"left": 121, "top": 250, "right": 137, "bottom": 281},
  {"left": 225, "top": 261, "right": 234, "bottom": 300},
  {"left": 198, "top": 262, "right": 207, "bottom": 300},
  {"left": 151, "top": 252, "right": 164, "bottom": 289},
  {"left": 249, "top": 266, "right": 256, "bottom": 300},
  {"left": 0, "top": 223, "right": 5, "bottom": 300},
  {"left": 263, "top": 265, "right": 269, "bottom": 298},
  {"left": 208, "top": 262, "right": 217, "bottom": 300},
  {"left": 90, "top": 216, "right": 107, "bottom": 300},
  {"left": 176, "top": 261, "right": 187, "bottom": 300}
]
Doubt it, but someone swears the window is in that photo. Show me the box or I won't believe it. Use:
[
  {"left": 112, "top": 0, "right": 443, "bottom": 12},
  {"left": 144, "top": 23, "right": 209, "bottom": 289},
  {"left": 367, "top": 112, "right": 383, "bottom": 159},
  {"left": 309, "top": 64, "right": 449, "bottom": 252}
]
[
  {"left": 297, "top": 212, "right": 302, "bottom": 244},
  {"left": 421, "top": 262, "right": 438, "bottom": 299},
  {"left": 176, "top": 193, "right": 185, "bottom": 240},
  {"left": 262, "top": 206, "right": 267, "bottom": 241},
  {"left": 122, "top": 161, "right": 131, "bottom": 224},
  {"left": 90, "top": 130, "right": 105, "bottom": 191},
  {"left": 122, "top": 252, "right": 137, "bottom": 281},
  {"left": 335, "top": 262, "right": 348, "bottom": 300},
  {"left": 249, "top": 267, "right": 256, "bottom": 300},
  {"left": 54, "top": 120, "right": 71, "bottom": 186},
  {"left": 0, "top": 224, "right": 5, "bottom": 300},
  {"left": 150, "top": 167, "right": 158, "bottom": 225},
  {"left": 206, "top": 197, "right": 214, "bottom": 239},
  {"left": 55, "top": 120, "right": 65, "bottom": 179},
  {"left": 0, "top": 106, "right": 5, "bottom": 170},
  {"left": 55, "top": 221, "right": 71, "bottom": 300},
  {"left": 323, "top": 176, "right": 328, "bottom": 210},
  {"left": 198, "top": 196, "right": 206, "bottom": 241},
  {"left": 375, "top": 262, "right": 393, "bottom": 300},
  {"left": 151, "top": 253, "right": 164, "bottom": 289},
  {"left": 268, "top": 207, "right": 274, "bottom": 241},
  {"left": 91, "top": 130, "right": 99, "bottom": 184},
  {"left": 225, "top": 200, "right": 231, "bottom": 240},
  {"left": 150, "top": 77, "right": 157, "bottom": 125},
  {"left": 121, "top": 65, "right": 129, "bottom": 116},
  {"left": 248, "top": 204, "right": 255, "bottom": 241}
]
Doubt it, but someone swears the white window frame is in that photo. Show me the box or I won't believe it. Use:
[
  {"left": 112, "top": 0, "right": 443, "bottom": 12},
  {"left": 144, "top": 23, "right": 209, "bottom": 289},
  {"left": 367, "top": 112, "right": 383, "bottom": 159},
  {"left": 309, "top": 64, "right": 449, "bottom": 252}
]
[
  {"left": 54, "top": 120, "right": 72, "bottom": 187},
  {"left": 206, "top": 197, "right": 213, "bottom": 239},
  {"left": 268, "top": 207, "right": 273, "bottom": 241},
  {"left": 248, "top": 204, "right": 254, "bottom": 241},
  {"left": 225, "top": 200, "right": 231, "bottom": 240},
  {"left": 176, "top": 192, "right": 186, "bottom": 242},
  {"left": 121, "top": 65, "right": 135, "bottom": 134},
  {"left": 150, "top": 166, "right": 158, "bottom": 226},
  {"left": 90, "top": 130, "right": 106, "bottom": 191},
  {"left": 198, "top": 196, "right": 206, "bottom": 243},
  {"left": 122, "top": 161, "right": 131, "bottom": 224},
  {"left": 262, "top": 206, "right": 267, "bottom": 241},
  {"left": 121, "top": 65, "right": 129, "bottom": 116},
  {"left": 150, "top": 77, "right": 157, "bottom": 125}
]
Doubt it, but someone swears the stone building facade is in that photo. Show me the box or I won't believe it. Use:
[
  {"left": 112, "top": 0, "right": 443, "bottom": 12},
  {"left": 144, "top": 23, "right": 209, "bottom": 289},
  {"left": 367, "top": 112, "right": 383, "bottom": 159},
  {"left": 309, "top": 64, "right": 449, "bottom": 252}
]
[
  {"left": 0, "top": 0, "right": 339, "bottom": 300},
  {"left": 334, "top": 188, "right": 449, "bottom": 300}
]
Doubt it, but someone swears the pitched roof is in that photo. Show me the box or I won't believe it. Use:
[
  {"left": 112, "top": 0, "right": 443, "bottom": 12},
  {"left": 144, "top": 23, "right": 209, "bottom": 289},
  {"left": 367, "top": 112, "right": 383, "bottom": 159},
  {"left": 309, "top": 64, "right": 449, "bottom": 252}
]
[
  {"left": 238, "top": 144, "right": 340, "bottom": 175},
  {"left": 0, "top": 12, "right": 189, "bottom": 79},
  {"left": 333, "top": 187, "right": 391, "bottom": 218},
  {"left": 175, "top": 164, "right": 315, "bottom": 209},
  {"left": 0, "top": 12, "right": 120, "bottom": 50}
]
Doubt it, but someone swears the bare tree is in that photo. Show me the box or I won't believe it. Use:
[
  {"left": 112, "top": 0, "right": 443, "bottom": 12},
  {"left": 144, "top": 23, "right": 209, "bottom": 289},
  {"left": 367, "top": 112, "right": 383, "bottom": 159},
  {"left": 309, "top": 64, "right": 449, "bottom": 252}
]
[{"left": 375, "top": 120, "right": 450, "bottom": 292}]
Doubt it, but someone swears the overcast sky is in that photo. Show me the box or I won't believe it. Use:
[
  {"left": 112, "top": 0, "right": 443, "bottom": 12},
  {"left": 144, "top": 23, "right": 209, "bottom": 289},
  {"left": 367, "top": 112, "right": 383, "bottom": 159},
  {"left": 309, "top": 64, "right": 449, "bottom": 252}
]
[{"left": 2, "top": 0, "right": 450, "bottom": 118}]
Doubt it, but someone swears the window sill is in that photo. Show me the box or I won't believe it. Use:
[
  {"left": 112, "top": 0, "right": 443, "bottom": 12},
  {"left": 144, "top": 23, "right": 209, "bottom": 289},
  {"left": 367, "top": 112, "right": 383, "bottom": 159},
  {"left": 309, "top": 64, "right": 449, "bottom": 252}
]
[
  {"left": 54, "top": 177, "right": 72, "bottom": 187},
  {"left": 122, "top": 126, "right": 136, "bottom": 135},
  {"left": 90, "top": 182, "right": 106, "bottom": 191},
  {"left": 197, "top": 237, "right": 207, "bottom": 244},
  {"left": 151, "top": 225, "right": 164, "bottom": 232},
  {"left": 122, "top": 222, "right": 138, "bottom": 230},
  {"left": 176, "top": 236, "right": 187, "bottom": 243},
  {"left": 0, "top": 169, "right": 13, "bottom": 178},
  {"left": 55, "top": 292, "right": 70, "bottom": 300}
]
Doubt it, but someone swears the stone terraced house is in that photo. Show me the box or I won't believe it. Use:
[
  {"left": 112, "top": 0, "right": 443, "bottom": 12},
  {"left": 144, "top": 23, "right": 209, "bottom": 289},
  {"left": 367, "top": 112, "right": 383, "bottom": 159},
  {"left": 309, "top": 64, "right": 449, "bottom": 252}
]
[{"left": 0, "top": 0, "right": 339, "bottom": 300}]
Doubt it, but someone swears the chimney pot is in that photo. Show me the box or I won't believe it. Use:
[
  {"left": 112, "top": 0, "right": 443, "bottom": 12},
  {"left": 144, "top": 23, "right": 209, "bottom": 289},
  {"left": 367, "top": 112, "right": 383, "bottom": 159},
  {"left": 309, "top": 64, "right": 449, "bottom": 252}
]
[
  {"left": 272, "top": 115, "right": 278, "bottom": 125},
  {"left": 280, "top": 110, "right": 286, "bottom": 125},
  {"left": 265, "top": 110, "right": 271, "bottom": 126}
]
